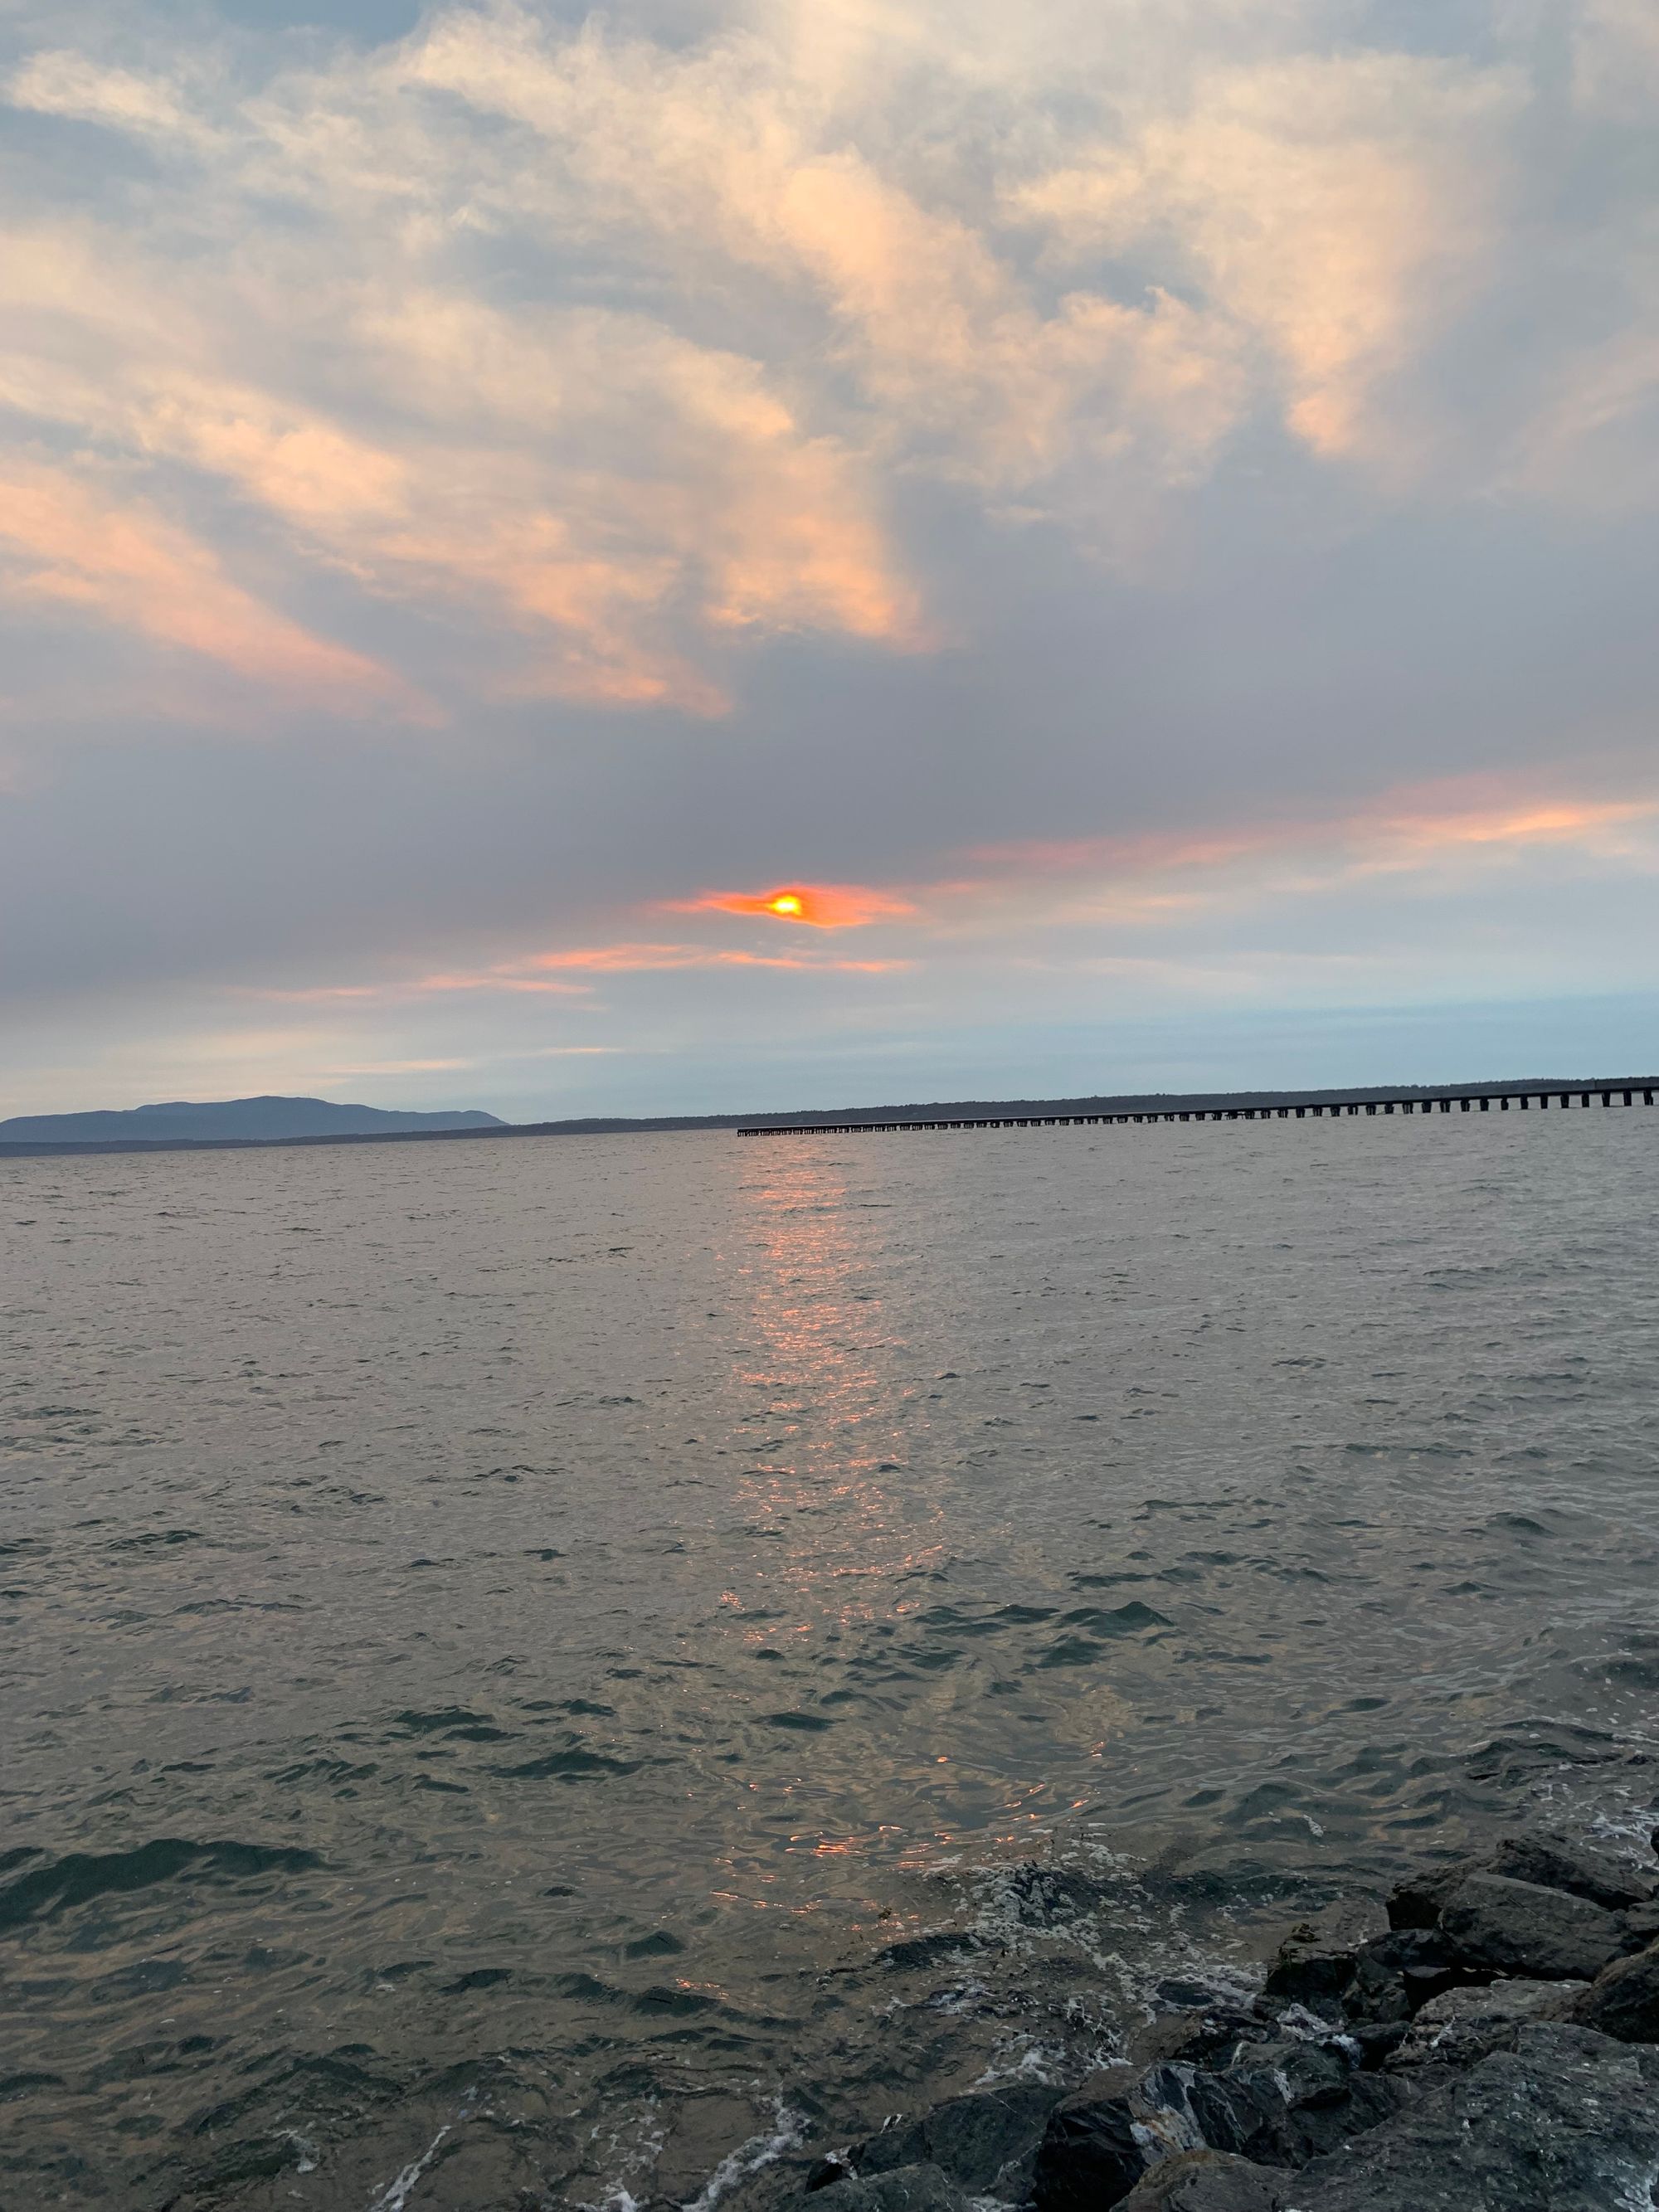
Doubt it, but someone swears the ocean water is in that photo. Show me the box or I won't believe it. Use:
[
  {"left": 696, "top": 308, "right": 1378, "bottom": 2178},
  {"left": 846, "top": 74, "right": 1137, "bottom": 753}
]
[{"left": 3, "top": 1114, "right": 1658, "bottom": 2210}]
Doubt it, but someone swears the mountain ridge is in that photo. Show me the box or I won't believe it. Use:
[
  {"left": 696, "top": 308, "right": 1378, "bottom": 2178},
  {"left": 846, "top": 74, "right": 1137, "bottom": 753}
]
[{"left": 0, "top": 1094, "right": 505, "bottom": 1145}]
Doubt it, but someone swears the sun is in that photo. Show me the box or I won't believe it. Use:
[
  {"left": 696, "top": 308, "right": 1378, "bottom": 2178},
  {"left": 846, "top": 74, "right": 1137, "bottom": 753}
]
[{"left": 768, "top": 892, "right": 804, "bottom": 916}]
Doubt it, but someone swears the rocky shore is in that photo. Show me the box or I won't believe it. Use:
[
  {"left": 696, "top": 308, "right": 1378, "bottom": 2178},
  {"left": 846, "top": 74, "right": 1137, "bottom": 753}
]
[{"left": 797, "top": 1828, "right": 1659, "bottom": 2212}]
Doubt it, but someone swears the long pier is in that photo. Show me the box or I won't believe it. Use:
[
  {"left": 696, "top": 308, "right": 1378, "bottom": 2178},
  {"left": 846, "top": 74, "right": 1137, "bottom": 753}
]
[{"left": 738, "top": 1086, "right": 1657, "bottom": 1135}]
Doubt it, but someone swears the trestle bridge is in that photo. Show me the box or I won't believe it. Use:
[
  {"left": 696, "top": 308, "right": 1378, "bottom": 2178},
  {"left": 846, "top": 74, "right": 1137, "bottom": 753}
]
[{"left": 738, "top": 1085, "right": 1656, "bottom": 1137}]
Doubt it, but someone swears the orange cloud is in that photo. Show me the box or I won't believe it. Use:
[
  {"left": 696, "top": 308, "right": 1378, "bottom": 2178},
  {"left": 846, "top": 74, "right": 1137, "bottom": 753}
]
[
  {"left": 968, "top": 784, "right": 1658, "bottom": 887},
  {"left": 675, "top": 883, "right": 917, "bottom": 928},
  {"left": 523, "top": 940, "right": 906, "bottom": 974},
  {"left": 0, "top": 462, "right": 419, "bottom": 712}
]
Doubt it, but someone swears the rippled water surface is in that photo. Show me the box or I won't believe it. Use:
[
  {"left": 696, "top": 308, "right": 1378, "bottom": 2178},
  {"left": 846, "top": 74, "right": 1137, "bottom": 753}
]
[{"left": 4, "top": 1116, "right": 1659, "bottom": 2209}]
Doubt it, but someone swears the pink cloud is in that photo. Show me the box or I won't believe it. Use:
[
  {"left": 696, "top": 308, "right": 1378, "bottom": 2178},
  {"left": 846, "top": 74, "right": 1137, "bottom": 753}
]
[
  {"left": 523, "top": 939, "right": 907, "bottom": 974},
  {"left": 0, "top": 462, "right": 425, "bottom": 713}
]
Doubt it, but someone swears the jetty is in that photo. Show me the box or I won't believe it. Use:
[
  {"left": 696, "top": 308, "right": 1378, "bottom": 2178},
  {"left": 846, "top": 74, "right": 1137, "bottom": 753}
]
[{"left": 738, "top": 1084, "right": 1657, "bottom": 1135}]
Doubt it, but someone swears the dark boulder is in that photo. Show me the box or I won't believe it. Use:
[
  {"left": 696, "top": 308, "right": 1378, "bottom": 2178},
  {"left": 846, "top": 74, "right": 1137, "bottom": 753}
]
[
  {"left": 1388, "top": 1832, "right": 1654, "bottom": 1932},
  {"left": 1261, "top": 1937, "right": 1354, "bottom": 2011},
  {"left": 1029, "top": 2088, "right": 1147, "bottom": 2212},
  {"left": 1617, "top": 1898, "right": 1659, "bottom": 1953},
  {"left": 1386, "top": 1863, "right": 1470, "bottom": 1932},
  {"left": 1164, "top": 2043, "right": 1406, "bottom": 2169},
  {"left": 1260, "top": 1898, "right": 1388, "bottom": 2015},
  {"left": 1116, "top": 2149, "right": 1289, "bottom": 2210},
  {"left": 1438, "top": 1872, "right": 1623, "bottom": 1981},
  {"left": 1340, "top": 1948, "right": 1414, "bottom": 2024},
  {"left": 1291, "top": 2023, "right": 1659, "bottom": 2210},
  {"left": 815, "top": 2161, "right": 969, "bottom": 2212},
  {"left": 1131, "top": 2007, "right": 1269, "bottom": 2069},
  {"left": 1485, "top": 1832, "right": 1655, "bottom": 1912},
  {"left": 806, "top": 2155, "right": 856, "bottom": 2191},
  {"left": 1345, "top": 2021, "right": 1409, "bottom": 2068},
  {"left": 1390, "top": 1976, "right": 1582, "bottom": 2069},
  {"left": 855, "top": 2083, "right": 1059, "bottom": 2197},
  {"left": 1563, "top": 1938, "right": 1659, "bottom": 2044},
  {"left": 1349, "top": 1927, "right": 1466, "bottom": 2015}
]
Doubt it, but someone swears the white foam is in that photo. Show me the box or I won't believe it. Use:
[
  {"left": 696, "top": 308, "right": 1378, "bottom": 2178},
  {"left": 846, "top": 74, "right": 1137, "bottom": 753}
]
[
  {"left": 681, "top": 2096, "right": 807, "bottom": 2212},
  {"left": 366, "top": 2122, "right": 453, "bottom": 2212}
]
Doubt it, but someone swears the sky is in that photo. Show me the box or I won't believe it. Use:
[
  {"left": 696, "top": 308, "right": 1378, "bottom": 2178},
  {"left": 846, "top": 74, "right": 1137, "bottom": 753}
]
[{"left": 2, "top": 0, "right": 1657, "bottom": 1120}]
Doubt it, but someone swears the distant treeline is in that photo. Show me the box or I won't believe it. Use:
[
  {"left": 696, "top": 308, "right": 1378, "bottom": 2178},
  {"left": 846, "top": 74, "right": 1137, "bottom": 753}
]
[{"left": 2, "top": 1077, "right": 1657, "bottom": 1159}]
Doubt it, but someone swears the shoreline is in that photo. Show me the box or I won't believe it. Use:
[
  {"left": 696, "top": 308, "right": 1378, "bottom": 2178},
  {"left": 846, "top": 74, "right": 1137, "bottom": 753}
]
[{"left": 776, "top": 1821, "right": 1659, "bottom": 2212}]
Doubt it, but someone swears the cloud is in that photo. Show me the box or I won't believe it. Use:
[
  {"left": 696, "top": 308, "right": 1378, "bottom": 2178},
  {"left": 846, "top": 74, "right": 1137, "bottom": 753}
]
[
  {"left": 1012, "top": 51, "right": 1517, "bottom": 460},
  {"left": 518, "top": 941, "right": 910, "bottom": 975},
  {"left": 953, "top": 778, "right": 1659, "bottom": 936},
  {"left": 0, "top": 460, "right": 413, "bottom": 707},
  {"left": 7, "top": 49, "right": 215, "bottom": 147},
  {"left": 1574, "top": 0, "right": 1659, "bottom": 120},
  {"left": 0, "top": 0, "right": 1645, "bottom": 737}
]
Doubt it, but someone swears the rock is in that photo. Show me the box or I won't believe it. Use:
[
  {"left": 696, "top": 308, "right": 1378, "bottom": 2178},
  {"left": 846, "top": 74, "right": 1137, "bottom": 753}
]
[
  {"left": 1390, "top": 1976, "right": 1582, "bottom": 2068},
  {"left": 817, "top": 2161, "right": 968, "bottom": 2212},
  {"left": 854, "top": 2083, "right": 1059, "bottom": 2196},
  {"left": 1261, "top": 1899, "right": 1389, "bottom": 2012},
  {"left": 1386, "top": 1862, "right": 1470, "bottom": 1931},
  {"left": 1438, "top": 1872, "right": 1623, "bottom": 1981},
  {"left": 1345, "top": 1952, "right": 1413, "bottom": 2023},
  {"left": 1563, "top": 1938, "right": 1659, "bottom": 2043},
  {"left": 1159, "top": 2043, "right": 1406, "bottom": 2169},
  {"left": 1291, "top": 2023, "right": 1659, "bottom": 2210},
  {"left": 1116, "top": 2148, "right": 1288, "bottom": 2210},
  {"left": 806, "top": 2154, "right": 856, "bottom": 2191},
  {"left": 1261, "top": 1942, "right": 1354, "bottom": 2014},
  {"left": 1344, "top": 2021, "right": 1409, "bottom": 2069},
  {"left": 1485, "top": 1832, "right": 1656, "bottom": 1911},
  {"left": 1029, "top": 2088, "right": 1147, "bottom": 2212},
  {"left": 1387, "top": 1833, "right": 1654, "bottom": 1932},
  {"left": 1618, "top": 1898, "right": 1659, "bottom": 1952},
  {"left": 1347, "top": 1929, "right": 1462, "bottom": 2016},
  {"left": 1131, "top": 2007, "right": 1268, "bottom": 2069}
]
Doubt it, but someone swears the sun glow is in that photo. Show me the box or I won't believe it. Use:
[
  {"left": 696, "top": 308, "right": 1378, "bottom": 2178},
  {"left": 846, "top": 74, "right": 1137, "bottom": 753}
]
[{"left": 676, "top": 883, "right": 917, "bottom": 928}]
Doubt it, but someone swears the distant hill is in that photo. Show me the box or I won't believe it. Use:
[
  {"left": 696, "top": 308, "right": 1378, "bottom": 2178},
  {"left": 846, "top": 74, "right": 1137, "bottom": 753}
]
[{"left": 0, "top": 1095, "right": 506, "bottom": 1145}]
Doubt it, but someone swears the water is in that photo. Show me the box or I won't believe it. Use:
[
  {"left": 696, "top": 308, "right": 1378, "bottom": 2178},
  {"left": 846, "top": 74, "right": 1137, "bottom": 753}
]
[{"left": 3, "top": 1114, "right": 1658, "bottom": 2210}]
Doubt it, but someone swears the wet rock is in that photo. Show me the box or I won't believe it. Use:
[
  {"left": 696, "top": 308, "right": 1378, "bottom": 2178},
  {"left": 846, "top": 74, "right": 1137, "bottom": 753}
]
[
  {"left": 1260, "top": 1899, "right": 1389, "bottom": 2014},
  {"left": 1387, "top": 1832, "right": 1654, "bottom": 1932},
  {"left": 1438, "top": 1872, "right": 1623, "bottom": 1981},
  {"left": 1385, "top": 1863, "right": 1470, "bottom": 1932},
  {"left": 1562, "top": 1937, "right": 1659, "bottom": 2043},
  {"left": 1349, "top": 1928, "right": 1464, "bottom": 2015},
  {"left": 1339, "top": 1950, "right": 1413, "bottom": 2025},
  {"left": 816, "top": 2161, "right": 969, "bottom": 2212},
  {"left": 854, "top": 2083, "right": 1059, "bottom": 2196},
  {"left": 1617, "top": 1898, "right": 1659, "bottom": 1952},
  {"left": 1131, "top": 2008, "right": 1270, "bottom": 2070},
  {"left": 1390, "top": 1976, "right": 1581, "bottom": 2069},
  {"left": 1029, "top": 2085, "right": 1147, "bottom": 2212},
  {"left": 1483, "top": 1831, "right": 1656, "bottom": 1912},
  {"left": 1291, "top": 2023, "right": 1659, "bottom": 2210},
  {"left": 805, "top": 2154, "right": 856, "bottom": 2191},
  {"left": 1116, "top": 2148, "right": 1288, "bottom": 2211},
  {"left": 1161, "top": 2042, "right": 1406, "bottom": 2169},
  {"left": 1342, "top": 2020, "right": 1408, "bottom": 2068}
]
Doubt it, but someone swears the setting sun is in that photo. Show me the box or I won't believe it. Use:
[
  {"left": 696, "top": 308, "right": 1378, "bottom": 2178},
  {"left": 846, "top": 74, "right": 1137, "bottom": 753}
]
[{"left": 675, "top": 882, "right": 917, "bottom": 929}]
